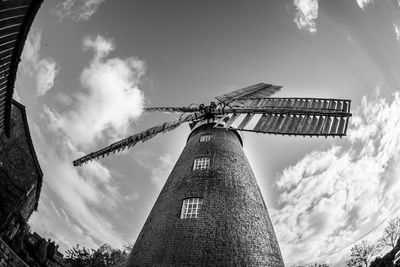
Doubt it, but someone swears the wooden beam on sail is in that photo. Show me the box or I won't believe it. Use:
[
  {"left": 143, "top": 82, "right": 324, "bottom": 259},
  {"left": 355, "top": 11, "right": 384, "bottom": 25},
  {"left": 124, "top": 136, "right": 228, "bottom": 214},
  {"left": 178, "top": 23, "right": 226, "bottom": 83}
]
[
  {"left": 73, "top": 112, "right": 204, "bottom": 166},
  {"left": 144, "top": 106, "right": 200, "bottom": 113}
]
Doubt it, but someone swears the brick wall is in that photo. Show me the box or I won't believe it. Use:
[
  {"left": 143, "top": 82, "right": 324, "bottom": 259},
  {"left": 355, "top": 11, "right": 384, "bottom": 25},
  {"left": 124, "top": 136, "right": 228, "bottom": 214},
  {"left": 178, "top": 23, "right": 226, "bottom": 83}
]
[
  {"left": 0, "top": 101, "right": 42, "bottom": 231},
  {"left": 127, "top": 123, "right": 284, "bottom": 266},
  {"left": 0, "top": 238, "right": 28, "bottom": 267}
]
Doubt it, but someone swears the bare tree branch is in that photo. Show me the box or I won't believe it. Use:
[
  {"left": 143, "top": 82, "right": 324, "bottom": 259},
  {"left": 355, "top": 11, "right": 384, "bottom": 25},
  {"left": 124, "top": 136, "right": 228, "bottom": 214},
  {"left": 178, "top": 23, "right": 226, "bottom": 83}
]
[
  {"left": 378, "top": 217, "right": 400, "bottom": 250},
  {"left": 346, "top": 240, "right": 377, "bottom": 267}
]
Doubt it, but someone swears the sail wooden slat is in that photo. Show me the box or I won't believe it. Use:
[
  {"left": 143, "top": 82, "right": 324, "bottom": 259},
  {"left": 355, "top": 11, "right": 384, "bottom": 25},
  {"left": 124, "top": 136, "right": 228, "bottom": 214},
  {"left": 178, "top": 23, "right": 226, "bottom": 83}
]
[
  {"left": 314, "top": 116, "right": 325, "bottom": 134},
  {"left": 342, "top": 101, "right": 349, "bottom": 113},
  {"left": 256, "top": 98, "right": 266, "bottom": 107},
  {"left": 295, "top": 115, "right": 306, "bottom": 134},
  {"left": 306, "top": 116, "right": 319, "bottom": 134},
  {"left": 261, "top": 114, "right": 278, "bottom": 132},
  {"left": 293, "top": 99, "right": 302, "bottom": 109},
  {"left": 225, "top": 113, "right": 240, "bottom": 128},
  {"left": 336, "top": 101, "right": 343, "bottom": 112},
  {"left": 253, "top": 114, "right": 268, "bottom": 131},
  {"left": 322, "top": 100, "right": 330, "bottom": 110},
  {"left": 237, "top": 113, "right": 254, "bottom": 130},
  {"left": 310, "top": 99, "right": 316, "bottom": 108},
  {"left": 329, "top": 117, "right": 339, "bottom": 135},
  {"left": 322, "top": 117, "right": 332, "bottom": 134},
  {"left": 286, "top": 115, "right": 300, "bottom": 134},
  {"left": 230, "top": 113, "right": 248, "bottom": 128},
  {"left": 272, "top": 115, "right": 286, "bottom": 132},
  {"left": 305, "top": 99, "right": 312, "bottom": 109},
  {"left": 264, "top": 115, "right": 279, "bottom": 132},
  {"left": 279, "top": 115, "right": 293, "bottom": 133},
  {"left": 315, "top": 100, "right": 324, "bottom": 110},
  {"left": 329, "top": 100, "right": 337, "bottom": 110},
  {"left": 299, "top": 115, "right": 313, "bottom": 134},
  {"left": 337, "top": 117, "right": 347, "bottom": 135},
  {"left": 242, "top": 113, "right": 261, "bottom": 130},
  {"left": 276, "top": 98, "right": 284, "bottom": 108}
]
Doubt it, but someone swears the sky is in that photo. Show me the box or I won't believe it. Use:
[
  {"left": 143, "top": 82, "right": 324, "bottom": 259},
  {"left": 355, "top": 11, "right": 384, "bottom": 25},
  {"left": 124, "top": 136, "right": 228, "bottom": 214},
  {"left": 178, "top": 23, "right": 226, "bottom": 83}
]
[{"left": 13, "top": 0, "right": 400, "bottom": 265}]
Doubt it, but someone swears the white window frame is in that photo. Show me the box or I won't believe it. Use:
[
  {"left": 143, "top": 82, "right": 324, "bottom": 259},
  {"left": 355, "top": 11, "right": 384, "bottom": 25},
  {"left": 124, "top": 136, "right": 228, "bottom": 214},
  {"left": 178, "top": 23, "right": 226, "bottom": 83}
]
[
  {"left": 193, "top": 157, "right": 210, "bottom": 170},
  {"left": 180, "top": 198, "right": 203, "bottom": 219},
  {"left": 200, "top": 134, "right": 211, "bottom": 142}
]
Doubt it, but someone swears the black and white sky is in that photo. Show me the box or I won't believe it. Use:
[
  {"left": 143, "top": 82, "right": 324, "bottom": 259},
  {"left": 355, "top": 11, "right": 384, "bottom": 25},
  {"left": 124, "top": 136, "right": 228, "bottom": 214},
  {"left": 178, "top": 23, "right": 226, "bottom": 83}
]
[{"left": 15, "top": 0, "right": 400, "bottom": 265}]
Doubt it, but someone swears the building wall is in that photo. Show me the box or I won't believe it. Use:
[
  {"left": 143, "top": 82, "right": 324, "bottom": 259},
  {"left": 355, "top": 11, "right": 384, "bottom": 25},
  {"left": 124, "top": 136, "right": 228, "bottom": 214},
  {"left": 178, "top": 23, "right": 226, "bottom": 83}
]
[
  {"left": 20, "top": 185, "right": 37, "bottom": 221},
  {"left": 128, "top": 123, "right": 284, "bottom": 266},
  {"left": 0, "top": 238, "right": 28, "bottom": 267},
  {"left": 0, "top": 102, "right": 41, "bottom": 232}
]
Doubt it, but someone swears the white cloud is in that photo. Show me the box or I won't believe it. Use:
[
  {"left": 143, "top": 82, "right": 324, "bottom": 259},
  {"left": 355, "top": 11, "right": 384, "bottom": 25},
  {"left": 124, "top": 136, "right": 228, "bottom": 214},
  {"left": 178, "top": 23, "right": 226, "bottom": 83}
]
[
  {"left": 52, "top": 0, "right": 105, "bottom": 22},
  {"left": 394, "top": 22, "right": 400, "bottom": 42},
  {"left": 46, "top": 35, "right": 145, "bottom": 147},
  {"left": 29, "top": 120, "right": 134, "bottom": 250},
  {"left": 27, "top": 34, "right": 147, "bottom": 251},
  {"left": 22, "top": 29, "right": 59, "bottom": 96},
  {"left": 293, "top": 0, "right": 318, "bottom": 33},
  {"left": 272, "top": 90, "right": 400, "bottom": 265},
  {"left": 356, "top": 0, "right": 374, "bottom": 9},
  {"left": 135, "top": 152, "right": 175, "bottom": 190}
]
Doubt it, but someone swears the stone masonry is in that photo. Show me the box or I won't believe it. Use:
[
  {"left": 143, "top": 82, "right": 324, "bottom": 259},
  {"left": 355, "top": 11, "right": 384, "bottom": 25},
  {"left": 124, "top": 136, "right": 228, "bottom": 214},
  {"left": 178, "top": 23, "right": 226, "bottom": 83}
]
[
  {"left": 0, "top": 238, "right": 28, "bottom": 267},
  {"left": 127, "top": 123, "right": 284, "bottom": 266},
  {"left": 0, "top": 100, "right": 42, "bottom": 233}
]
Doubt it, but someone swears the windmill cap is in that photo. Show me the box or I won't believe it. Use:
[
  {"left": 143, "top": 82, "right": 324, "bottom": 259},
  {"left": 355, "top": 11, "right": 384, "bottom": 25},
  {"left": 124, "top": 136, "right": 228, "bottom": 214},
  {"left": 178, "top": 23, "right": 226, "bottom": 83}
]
[{"left": 187, "top": 120, "right": 243, "bottom": 146}]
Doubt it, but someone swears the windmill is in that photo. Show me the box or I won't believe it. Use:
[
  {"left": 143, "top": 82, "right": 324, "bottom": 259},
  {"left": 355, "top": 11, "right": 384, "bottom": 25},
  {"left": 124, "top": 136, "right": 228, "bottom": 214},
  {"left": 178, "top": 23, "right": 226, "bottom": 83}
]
[{"left": 73, "top": 83, "right": 352, "bottom": 266}]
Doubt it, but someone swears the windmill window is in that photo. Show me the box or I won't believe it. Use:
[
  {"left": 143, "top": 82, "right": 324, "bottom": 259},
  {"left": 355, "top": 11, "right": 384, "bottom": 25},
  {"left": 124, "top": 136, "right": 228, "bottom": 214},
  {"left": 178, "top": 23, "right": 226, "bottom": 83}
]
[
  {"left": 193, "top": 157, "right": 210, "bottom": 170},
  {"left": 200, "top": 134, "right": 211, "bottom": 142},
  {"left": 180, "top": 198, "right": 203, "bottom": 219}
]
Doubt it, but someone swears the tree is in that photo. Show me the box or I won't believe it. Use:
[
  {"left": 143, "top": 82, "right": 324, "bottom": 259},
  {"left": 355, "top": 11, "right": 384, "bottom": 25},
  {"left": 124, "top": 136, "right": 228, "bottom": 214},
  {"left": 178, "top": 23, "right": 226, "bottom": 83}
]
[
  {"left": 346, "top": 240, "right": 377, "bottom": 267},
  {"left": 378, "top": 217, "right": 400, "bottom": 250},
  {"left": 290, "top": 263, "right": 329, "bottom": 267},
  {"left": 65, "top": 244, "right": 92, "bottom": 267},
  {"left": 65, "top": 243, "right": 132, "bottom": 267}
]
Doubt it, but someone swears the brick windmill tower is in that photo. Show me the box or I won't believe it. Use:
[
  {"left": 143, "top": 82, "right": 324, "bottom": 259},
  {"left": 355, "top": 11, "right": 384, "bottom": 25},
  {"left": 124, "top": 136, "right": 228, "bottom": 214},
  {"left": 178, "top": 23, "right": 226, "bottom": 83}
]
[{"left": 73, "top": 83, "right": 352, "bottom": 266}]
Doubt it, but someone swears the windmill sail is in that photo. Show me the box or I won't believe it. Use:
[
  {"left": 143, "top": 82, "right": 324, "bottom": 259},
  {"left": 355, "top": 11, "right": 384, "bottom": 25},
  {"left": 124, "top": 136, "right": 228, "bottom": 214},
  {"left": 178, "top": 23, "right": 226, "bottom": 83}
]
[
  {"left": 144, "top": 106, "right": 201, "bottom": 113},
  {"left": 226, "top": 97, "right": 350, "bottom": 114},
  {"left": 73, "top": 112, "right": 204, "bottom": 166},
  {"left": 73, "top": 83, "right": 353, "bottom": 166},
  {"left": 215, "top": 97, "right": 351, "bottom": 137},
  {"left": 215, "top": 83, "right": 282, "bottom": 105}
]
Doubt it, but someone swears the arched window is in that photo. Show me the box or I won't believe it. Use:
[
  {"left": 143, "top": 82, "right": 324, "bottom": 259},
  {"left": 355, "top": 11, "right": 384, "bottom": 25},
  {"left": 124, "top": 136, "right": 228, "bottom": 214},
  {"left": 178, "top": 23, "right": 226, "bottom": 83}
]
[{"left": 180, "top": 198, "right": 203, "bottom": 219}]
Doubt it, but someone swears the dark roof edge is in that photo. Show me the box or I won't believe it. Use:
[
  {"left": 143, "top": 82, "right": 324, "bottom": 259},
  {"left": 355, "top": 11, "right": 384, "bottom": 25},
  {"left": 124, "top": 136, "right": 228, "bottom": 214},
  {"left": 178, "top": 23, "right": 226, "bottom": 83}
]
[
  {"left": 4, "top": 0, "right": 44, "bottom": 137},
  {"left": 12, "top": 99, "right": 43, "bottom": 210}
]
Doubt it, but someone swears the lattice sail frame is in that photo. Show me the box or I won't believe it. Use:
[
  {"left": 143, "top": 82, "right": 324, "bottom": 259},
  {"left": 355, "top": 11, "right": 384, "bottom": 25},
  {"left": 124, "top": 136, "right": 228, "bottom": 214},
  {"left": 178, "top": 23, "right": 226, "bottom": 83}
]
[
  {"left": 73, "top": 83, "right": 352, "bottom": 166},
  {"left": 214, "top": 97, "right": 351, "bottom": 137},
  {"left": 73, "top": 112, "right": 204, "bottom": 166}
]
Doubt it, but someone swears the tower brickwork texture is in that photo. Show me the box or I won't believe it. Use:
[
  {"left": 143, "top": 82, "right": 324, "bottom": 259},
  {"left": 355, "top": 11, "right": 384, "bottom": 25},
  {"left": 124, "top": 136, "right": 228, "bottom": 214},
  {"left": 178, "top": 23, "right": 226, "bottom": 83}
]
[{"left": 127, "top": 123, "right": 284, "bottom": 266}]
